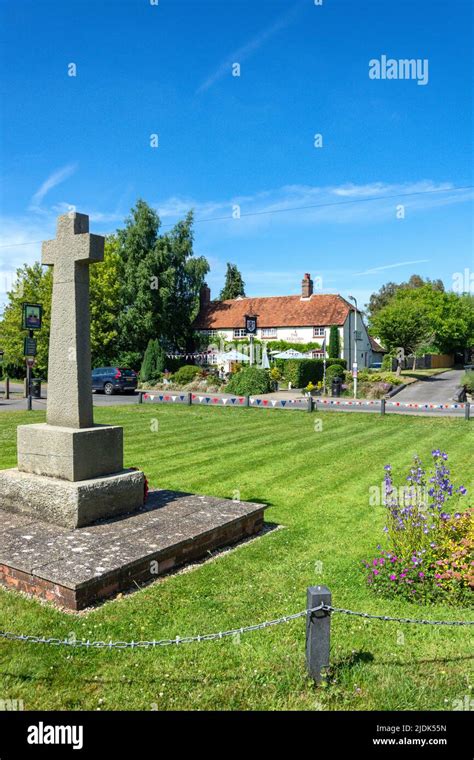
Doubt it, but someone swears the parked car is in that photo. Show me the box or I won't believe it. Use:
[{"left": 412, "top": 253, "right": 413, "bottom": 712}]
[{"left": 92, "top": 367, "right": 138, "bottom": 395}]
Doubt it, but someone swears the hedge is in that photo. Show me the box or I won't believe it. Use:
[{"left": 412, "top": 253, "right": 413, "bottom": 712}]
[
  {"left": 274, "top": 358, "right": 347, "bottom": 387},
  {"left": 226, "top": 367, "right": 273, "bottom": 395}
]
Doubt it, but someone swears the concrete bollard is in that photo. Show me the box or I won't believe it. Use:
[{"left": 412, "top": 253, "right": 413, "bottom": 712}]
[
  {"left": 465, "top": 403, "right": 471, "bottom": 421},
  {"left": 245, "top": 395, "right": 250, "bottom": 407},
  {"left": 187, "top": 392, "right": 192, "bottom": 406},
  {"left": 307, "top": 396, "right": 314, "bottom": 413},
  {"left": 306, "top": 585, "right": 332, "bottom": 685},
  {"left": 381, "top": 398, "right": 386, "bottom": 416}
]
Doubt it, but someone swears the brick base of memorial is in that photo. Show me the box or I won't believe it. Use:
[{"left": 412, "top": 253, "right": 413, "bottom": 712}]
[{"left": 0, "top": 490, "right": 267, "bottom": 611}]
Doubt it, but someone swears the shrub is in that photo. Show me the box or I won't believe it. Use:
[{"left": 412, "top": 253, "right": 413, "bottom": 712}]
[
  {"left": 328, "top": 326, "right": 341, "bottom": 359},
  {"left": 461, "top": 372, "right": 474, "bottom": 393},
  {"left": 381, "top": 354, "right": 394, "bottom": 372},
  {"left": 226, "top": 367, "right": 273, "bottom": 395},
  {"left": 171, "top": 364, "right": 200, "bottom": 385},
  {"left": 275, "top": 358, "right": 347, "bottom": 388},
  {"left": 364, "top": 451, "right": 471, "bottom": 605},
  {"left": 140, "top": 339, "right": 166, "bottom": 383},
  {"left": 326, "top": 364, "right": 345, "bottom": 381}
]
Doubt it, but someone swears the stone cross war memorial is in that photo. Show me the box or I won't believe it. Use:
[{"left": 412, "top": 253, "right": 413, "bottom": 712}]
[{"left": 0, "top": 212, "right": 266, "bottom": 610}]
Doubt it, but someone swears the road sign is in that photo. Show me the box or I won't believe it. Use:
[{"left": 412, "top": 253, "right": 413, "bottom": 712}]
[
  {"left": 24, "top": 336, "right": 37, "bottom": 356},
  {"left": 352, "top": 362, "right": 358, "bottom": 378}
]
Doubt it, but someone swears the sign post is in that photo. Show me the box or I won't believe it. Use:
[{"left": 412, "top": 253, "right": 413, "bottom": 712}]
[
  {"left": 21, "top": 302, "right": 42, "bottom": 411},
  {"left": 245, "top": 314, "right": 258, "bottom": 367}
]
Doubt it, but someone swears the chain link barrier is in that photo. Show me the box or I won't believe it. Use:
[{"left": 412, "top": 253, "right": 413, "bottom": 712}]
[{"left": 0, "top": 604, "right": 472, "bottom": 649}]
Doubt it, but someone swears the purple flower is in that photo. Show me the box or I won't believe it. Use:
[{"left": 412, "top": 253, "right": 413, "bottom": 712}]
[{"left": 389, "top": 574, "right": 397, "bottom": 581}]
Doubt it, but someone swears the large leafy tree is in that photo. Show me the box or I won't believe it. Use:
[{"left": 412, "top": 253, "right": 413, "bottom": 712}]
[
  {"left": 116, "top": 200, "right": 162, "bottom": 367},
  {"left": 0, "top": 238, "right": 123, "bottom": 377},
  {"left": 90, "top": 236, "right": 122, "bottom": 367},
  {"left": 366, "top": 274, "right": 444, "bottom": 318},
  {"left": 370, "top": 286, "right": 474, "bottom": 367},
  {"left": 220, "top": 263, "right": 246, "bottom": 300},
  {"left": 0, "top": 263, "right": 52, "bottom": 377},
  {"left": 155, "top": 213, "right": 209, "bottom": 352},
  {"left": 117, "top": 201, "right": 209, "bottom": 364}
]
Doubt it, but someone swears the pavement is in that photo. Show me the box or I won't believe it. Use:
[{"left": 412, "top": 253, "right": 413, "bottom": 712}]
[{"left": 393, "top": 370, "right": 465, "bottom": 403}]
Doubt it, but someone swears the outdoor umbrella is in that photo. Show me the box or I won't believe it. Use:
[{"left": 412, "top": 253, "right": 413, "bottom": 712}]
[
  {"left": 272, "top": 349, "right": 307, "bottom": 359},
  {"left": 217, "top": 350, "right": 250, "bottom": 362},
  {"left": 261, "top": 345, "right": 270, "bottom": 369}
]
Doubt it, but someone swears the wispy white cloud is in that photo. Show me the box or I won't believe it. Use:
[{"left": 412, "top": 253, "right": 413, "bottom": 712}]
[
  {"left": 354, "top": 259, "right": 430, "bottom": 276},
  {"left": 196, "top": 2, "right": 304, "bottom": 94},
  {"left": 29, "top": 163, "right": 78, "bottom": 212},
  {"left": 155, "top": 180, "right": 473, "bottom": 234}
]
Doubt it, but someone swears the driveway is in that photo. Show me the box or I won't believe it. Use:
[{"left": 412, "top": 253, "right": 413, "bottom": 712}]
[{"left": 394, "top": 370, "right": 465, "bottom": 403}]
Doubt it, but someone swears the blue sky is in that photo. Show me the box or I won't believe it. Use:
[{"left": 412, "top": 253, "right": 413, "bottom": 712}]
[{"left": 0, "top": 0, "right": 472, "bottom": 311}]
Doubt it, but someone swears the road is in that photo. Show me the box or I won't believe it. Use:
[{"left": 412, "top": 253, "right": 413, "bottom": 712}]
[
  {"left": 0, "top": 384, "right": 141, "bottom": 412},
  {"left": 394, "top": 370, "right": 465, "bottom": 404}
]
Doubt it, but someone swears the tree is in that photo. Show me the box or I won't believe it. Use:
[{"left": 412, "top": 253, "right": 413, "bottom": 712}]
[
  {"left": 90, "top": 236, "right": 122, "bottom": 367},
  {"left": 370, "top": 293, "right": 435, "bottom": 371},
  {"left": 328, "top": 325, "right": 340, "bottom": 358},
  {"left": 0, "top": 239, "right": 123, "bottom": 377},
  {"left": 140, "top": 338, "right": 166, "bottom": 382},
  {"left": 155, "top": 212, "right": 209, "bottom": 352},
  {"left": 366, "top": 274, "right": 445, "bottom": 318},
  {"left": 117, "top": 201, "right": 209, "bottom": 364},
  {"left": 220, "top": 263, "right": 246, "bottom": 300},
  {"left": 116, "top": 200, "right": 162, "bottom": 367},
  {"left": 0, "top": 263, "right": 52, "bottom": 378}
]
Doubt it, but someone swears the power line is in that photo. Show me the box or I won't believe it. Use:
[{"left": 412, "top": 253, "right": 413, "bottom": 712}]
[{"left": 1, "top": 184, "right": 472, "bottom": 248}]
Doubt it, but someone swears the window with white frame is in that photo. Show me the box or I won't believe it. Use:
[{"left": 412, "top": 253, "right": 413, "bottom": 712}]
[
  {"left": 261, "top": 328, "right": 277, "bottom": 338},
  {"left": 313, "top": 327, "right": 326, "bottom": 337},
  {"left": 312, "top": 350, "right": 325, "bottom": 358},
  {"left": 203, "top": 329, "right": 218, "bottom": 336},
  {"left": 233, "top": 328, "right": 247, "bottom": 338}
]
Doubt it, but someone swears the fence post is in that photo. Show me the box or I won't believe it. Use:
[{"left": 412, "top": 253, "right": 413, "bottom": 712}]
[
  {"left": 138, "top": 391, "right": 143, "bottom": 404},
  {"left": 5, "top": 377, "right": 9, "bottom": 400},
  {"left": 307, "top": 396, "right": 314, "bottom": 413},
  {"left": 381, "top": 398, "right": 386, "bottom": 416},
  {"left": 187, "top": 392, "right": 192, "bottom": 406},
  {"left": 306, "top": 585, "right": 331, "bottom": 685},
  {"left": 465, "top": 402, "right": 471, "bottom": 421},
  {"left": 245, "top": 395, "right": 250, "bottom": 407}
]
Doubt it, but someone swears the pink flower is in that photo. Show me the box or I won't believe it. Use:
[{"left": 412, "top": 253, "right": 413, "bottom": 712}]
[{"left": 389, "top": 574, "right": 397, "bottom": 581}]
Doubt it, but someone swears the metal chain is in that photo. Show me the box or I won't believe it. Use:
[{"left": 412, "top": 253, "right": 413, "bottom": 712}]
[
  {"left": 0, "top": 605, "right": 323, "bottom": 649},
  {"left": 0, "top": 603, "right": 472, "bottom": 649},
  {"left": 323, "top": 605, "right": 474, "bottom": 626}
]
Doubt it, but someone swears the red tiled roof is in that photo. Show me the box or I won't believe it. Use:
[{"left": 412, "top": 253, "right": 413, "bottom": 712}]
[
  {"left": 369, "top": 336, "right": 387, "bottom": 353},
  {"left": 194, "top": 294, "right": 353, "bottom": 330}
]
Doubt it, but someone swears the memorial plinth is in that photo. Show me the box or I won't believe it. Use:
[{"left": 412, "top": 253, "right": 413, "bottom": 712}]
[
  {"left": 0, "top": 212, "right": 267, "bottom": 609},
  {"left": 0, "top": 213, "right": 144, "bottom": 528}
]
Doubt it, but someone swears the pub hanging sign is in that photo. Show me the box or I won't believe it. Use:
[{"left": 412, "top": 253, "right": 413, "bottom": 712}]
[
  {"left": 22, "top": 303, "right": 43, "bottom": 331},
  {"left": 245, "top": 314, "right": 258, "bottom": 335}
]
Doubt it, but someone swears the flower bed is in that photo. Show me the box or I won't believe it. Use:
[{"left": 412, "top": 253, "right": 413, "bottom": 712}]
[{"left": 364, "top": 451, "right": 472, "bottom": 606}]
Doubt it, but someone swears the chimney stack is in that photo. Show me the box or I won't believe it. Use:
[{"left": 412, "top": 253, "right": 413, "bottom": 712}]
[
  {"left": 200, "top": 283, "right": 211, "bottom": 309},
  {"left": 301, "top": 273, "right": 313, "bottom": 298}
]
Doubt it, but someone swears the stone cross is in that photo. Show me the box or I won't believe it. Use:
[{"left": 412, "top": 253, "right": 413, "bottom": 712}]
[{"left": 42, "top": 213, "right": 104, "bottom": 428}]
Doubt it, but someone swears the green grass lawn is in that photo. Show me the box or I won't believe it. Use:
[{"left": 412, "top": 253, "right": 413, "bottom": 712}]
[{"left": 0, "top": 405, "right": 472, "bottom": 711}]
